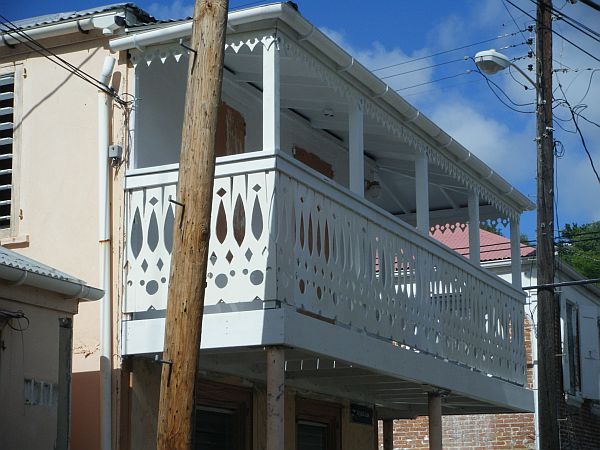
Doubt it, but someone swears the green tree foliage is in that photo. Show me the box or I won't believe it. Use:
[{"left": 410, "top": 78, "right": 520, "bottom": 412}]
[{"left": 557, "top": 221, "right": 600, "bottom": 279}]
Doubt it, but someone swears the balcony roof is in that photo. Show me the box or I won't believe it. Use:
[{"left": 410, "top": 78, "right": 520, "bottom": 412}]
[{"left": 110, "top": 2, "right": 534, "bottom": 217}]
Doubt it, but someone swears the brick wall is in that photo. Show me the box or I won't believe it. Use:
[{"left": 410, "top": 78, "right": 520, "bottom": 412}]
[
  {"left": 381, "top": 413, "right": 536, "bottom": 450},
  {"left": 382, "top": 316, "right": 600, "bottom": 449}
]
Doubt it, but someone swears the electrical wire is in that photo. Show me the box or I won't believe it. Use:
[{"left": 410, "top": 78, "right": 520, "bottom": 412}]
[
  {"left": 472, "top": 68, "right": 536, "bottom": 114},
  {"left": 0, "top": 14, "right": 129, "bottom": 107},
  {"left": 372, "top": 30, "right": 525, "bottom": 72},
  {"left": 504, "top": 0, "right": 600, "bottom": 64},
  {"left": 394, "top": 70, "right": 473, "bottom": 92},
  {"left": 555, "top": 75, "right": 600, "bottom": 184},
  {"left": 379, "top": 56, "right": 467, "bottom": 80},
  {"left": 532, "top": 0, "right": 600, "bottom": 41}
]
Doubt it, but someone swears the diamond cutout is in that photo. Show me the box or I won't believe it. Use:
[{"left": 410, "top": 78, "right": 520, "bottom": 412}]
[
  {"left": 245, "top": 248, "right": 253, "bottom": 261},
  {"left": 210, "top": 252, "right": 217, "bottom": 265},
  {"left": 216, "top": 188, "right": 226, "bottom": 197},
  {"left": 141, "top": 259, "right": 148, "bottom": 272},
  {"left": 157, "top": 258, "right": 164, "bottom": 270},
  {"left": 252, "top": 184, "right": 261, "bottom": 192},
  {"left": 149, "top": 197, "right": 158, "bottom": 206},
  {"left": 226, "top": 251, "right": 234, "bottom": 263}
]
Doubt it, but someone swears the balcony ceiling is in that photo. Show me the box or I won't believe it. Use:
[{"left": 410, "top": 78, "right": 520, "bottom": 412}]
[{"left": 224, "top": 49, "right": 504, "bottom": 225}]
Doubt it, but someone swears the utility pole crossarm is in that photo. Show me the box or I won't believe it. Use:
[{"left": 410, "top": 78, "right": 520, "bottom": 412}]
[{"left": 156, "top": 1, "right": 229, "bottom": 450}]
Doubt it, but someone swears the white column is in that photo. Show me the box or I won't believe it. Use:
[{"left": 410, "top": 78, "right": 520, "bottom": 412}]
[
  {"left": 266, "top": 347, "right": 285, "bottom": 450},
  {"left": 427, "top": 392, "right": 442, "bottom": 450},
  {"left": 349, "top": 97, "right": 364, "bottom": 196},
  {"left": 510, "top": 218, "right": 522, "bottom": 289},
  {"left": 468, "top": 191, "right": 480, "bottom": 265},
  {"left": 263, "top": 36, "right": 280, "bottom": 153},
  {"left": 415, "top": 152, "right": 429, "bottom": 234}
]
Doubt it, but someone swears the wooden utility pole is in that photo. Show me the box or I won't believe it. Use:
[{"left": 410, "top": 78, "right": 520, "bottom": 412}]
[
  {"left": 535, "top": 0, "right": 560, "bottom": 448},
  {"left": 156, "top": 1, "right": 229, "bottom": 449}
]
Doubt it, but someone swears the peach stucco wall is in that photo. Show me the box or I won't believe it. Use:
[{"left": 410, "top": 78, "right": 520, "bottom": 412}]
[{"left": 0, "top": 32, "right": 130, "bottom": 450}]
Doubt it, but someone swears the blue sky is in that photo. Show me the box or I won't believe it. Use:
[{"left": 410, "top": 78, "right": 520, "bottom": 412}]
[{"left": 4, "top": 0, "right": 600, "bottom": 239}]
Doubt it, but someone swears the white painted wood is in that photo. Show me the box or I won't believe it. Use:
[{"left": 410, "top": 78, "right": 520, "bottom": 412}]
[
  {"left": 468, "top": 191, "right": 480, "bottom": 265},
  {"left": 123, "top": 151, "right": 528, "bottom": 385},
  {"left": 121, "top": 309, "right": 285, "bottom": 355},
  {"left": 415, "top": 152, "right": 429, "bottom": 234},
  {"left": 510, "top": 219, "right": 522, "bottom": 290},
  {"left": 263, "top": 36, "right": 280, "bottom": 153},
  {"left": 266, "top": 348, "right": 285, "bottom": 450},
  {"left": 579, "top": 305, "right": 600, "bottom": 400},
  {"left": 349, "top": 97, "right": 364, "bottom": 196}
]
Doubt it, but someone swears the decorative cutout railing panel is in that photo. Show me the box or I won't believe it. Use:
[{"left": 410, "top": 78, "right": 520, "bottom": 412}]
[{"left": 124, "top": 152, "right": 526, "bottom": 385}]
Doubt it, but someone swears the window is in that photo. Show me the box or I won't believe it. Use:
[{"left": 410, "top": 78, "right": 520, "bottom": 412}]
[
  {"left": 0, "top": 73, "right": 14, "bottom": 231},
  {"left": 296, "top": 398, "right": 340, "bottom": 450},
  {"left": 566, "top": 301, "right": 581, "bottom": 393},
  {"left": 194, "top": 380, "right": 252, "bottom": 450}
]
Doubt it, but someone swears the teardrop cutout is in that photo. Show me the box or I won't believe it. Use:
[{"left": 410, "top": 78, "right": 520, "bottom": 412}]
[
  {"left": 251, "top": 196, "right": 263, "bottom": 240},
  {"left": 216, "top": 200, "right": 227, "bottom": 244},
  {"left": 148, "top": 210, "right": 159, "bottom": 252},
  {"left": 164, "top": 204, "right": 174, "bottom": 254},
  {"left": 233, "top": 195, "right": 246, "bottom": 246},
  {"left": 130, "top": 208, "right": 143, "bottom": 259}
]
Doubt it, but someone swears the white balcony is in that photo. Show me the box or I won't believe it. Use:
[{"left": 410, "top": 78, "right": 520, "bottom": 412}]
[{"left": 122, "top": 151, "right": 531, "bottom": 414}]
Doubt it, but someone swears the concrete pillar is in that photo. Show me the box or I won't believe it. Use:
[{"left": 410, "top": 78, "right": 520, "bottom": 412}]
[
  {"left": 510, "top": 218, "right": 522, "bottom": 289},
  {"left": 415, "top": 152, "right": 429, "bottom": 234},
  {"left": 349, "top": 97, "right": 364, "bottom": 196},
  {"left": 263, "top": 35, "right": 280, "bottom": 153},
  {"left": 266, "top": 347, "right": 285, "bottom": 450},
  {"left": 428, "top": 392, "right": 442, "bottom": 450},
  {"left": 382, "top": 419, "right": 394, "bottom": 450},
  {"left": 468, "top": 191, "right": 480, "bottom": 265}
]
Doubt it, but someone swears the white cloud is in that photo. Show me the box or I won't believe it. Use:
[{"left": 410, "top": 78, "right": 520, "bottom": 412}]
[
  {"left": 429, "top": 98, "right": 536, "bottom": 185},
  {"left": 319, "top": 27, "right": 436, "bottom": 100},
  {"left": 147, "top": 0, "right": 193, "bottom": 19}
]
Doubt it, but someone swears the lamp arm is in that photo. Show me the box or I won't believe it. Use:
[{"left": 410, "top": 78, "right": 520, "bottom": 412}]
[{"left": 508, "top": 62, "right": 537, "bottom": 89}]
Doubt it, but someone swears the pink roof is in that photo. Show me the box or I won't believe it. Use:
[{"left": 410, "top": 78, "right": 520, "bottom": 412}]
[{"left": 431, "top": 225, "right": 536, "bottom": 262}]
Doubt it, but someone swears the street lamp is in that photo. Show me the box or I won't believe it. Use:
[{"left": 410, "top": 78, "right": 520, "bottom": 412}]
[
  {"left": 474, "top": 49, "right": 537, "bottom": 88},
  {"left": 474, "top": 43, "right": 560, "bottom": 448}
]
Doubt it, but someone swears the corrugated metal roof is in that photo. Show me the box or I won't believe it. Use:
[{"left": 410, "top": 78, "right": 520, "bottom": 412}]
[
  {"left": 432, "top": 225, "right": 536, "bottom": 262},
  {"left": 9, "top": 3, "right": 155, "bottom": 31},
  {"left": 0, "top": 246, "right": 85, "bottom": 284}
]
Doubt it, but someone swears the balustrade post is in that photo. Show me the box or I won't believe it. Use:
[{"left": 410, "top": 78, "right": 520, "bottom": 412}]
[
  {"left": 415, "top": 152, "right": 429, "bottom": 234},
  {"left": 349, "top": 97, "right": 364, "bottom": 196},
  {"left": 510, "top": 218, "right": 522, "bottom": 289},
  {"left": 263, "top": 35, "right": 280, "bottom": 153},
  {"left": 468, "top": 191, "right": 480, "bottom": 265}
]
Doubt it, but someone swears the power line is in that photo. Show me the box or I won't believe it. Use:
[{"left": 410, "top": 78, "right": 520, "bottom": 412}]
[
  {"left": 0, "top": 14, "right": 128, "bottom": 107},
  {"left": 555, "top": 75, "right": 600, "bottom": 184},
  {"left": 527, "top": 0, "right": 600, "bottom": 43},
  {"left": 394, "top": 70, "right": 473, "bottom": 92},
  {"left": 372, "top": 30, "right": 524, "bottom": 72},
  {"left": 504, "top": 0, "right": 600, "bottom": 64},
  {"left": 473, "top": 68, "right": 536, "bottom": 114},
  {"left": 380, "top": 56, "right": 467, "bottom": 80},
  {"left": 579, "top": 0, "right": 600, "bottom": 13}
]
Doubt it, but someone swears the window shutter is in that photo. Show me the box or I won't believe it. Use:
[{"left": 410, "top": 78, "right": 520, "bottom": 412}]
[
  {"left": 0, "top": 74, "right": 14, "bottom": 229},
  {"left": 580, "top": 305, "right": 600, "bottom": 400}
]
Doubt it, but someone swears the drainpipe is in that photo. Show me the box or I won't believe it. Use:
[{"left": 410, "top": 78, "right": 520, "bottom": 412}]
[{"left": 98, "top": 55, "right": 116, "bottom": 450}]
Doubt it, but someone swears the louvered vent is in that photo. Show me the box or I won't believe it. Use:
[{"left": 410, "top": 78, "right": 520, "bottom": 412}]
[{"left": 0, "top": 74, "right": 14, "bottom": 229}]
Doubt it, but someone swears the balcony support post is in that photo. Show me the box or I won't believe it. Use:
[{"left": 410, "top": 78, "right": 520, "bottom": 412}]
[
  {"left": 427, "top": 392, "right": 443, "bottom": 450},
  {"left": 263, "top": 35, "right": 280, "bottom": 153},
  {"left": 510, "top": 218, "right": 522, "bottom": 289},
  {"left": 266, "top": 347, "right": 285, "bottom": 450},
  {"left": 415, "top": 152, "right": 429, "bottom": 234},
  {"left": 468, "top": 191, "right": 480, "bottom": 265},
  {"left": 382, "top": 419, "right": 394, "bottom": 450},
  {"left": 349, "top": 97, "right": 364, "bottom": 196}
]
